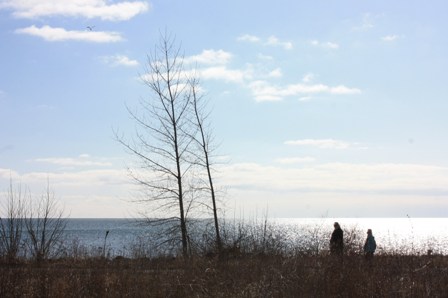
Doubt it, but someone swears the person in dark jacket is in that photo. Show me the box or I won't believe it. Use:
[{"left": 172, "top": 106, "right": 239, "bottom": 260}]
[
  {"left": 330, "top": 222, "right": 344, "bottom": 255},
  {"left": 363, "top": 229, "right": 376, "bottom": 260}
]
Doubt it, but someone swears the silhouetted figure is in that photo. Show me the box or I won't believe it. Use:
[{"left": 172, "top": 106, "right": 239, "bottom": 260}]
[
  {"left": 363, "top": 229, "right": 376, "bottom": 260},
  {"left": 330, "top": 222, "right": 344, "bottom": 256}
]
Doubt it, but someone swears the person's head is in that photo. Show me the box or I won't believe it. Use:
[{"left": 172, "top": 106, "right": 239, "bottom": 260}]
[
  {"left": 367, "top": 229, "right": 372, "bottom": 235},
  {"left": 334, "top": 222, "right": 340, "bottom": 229}
]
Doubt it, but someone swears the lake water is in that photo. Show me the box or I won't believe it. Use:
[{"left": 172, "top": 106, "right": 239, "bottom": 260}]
[
  {"left": 62, "top": 218, "right": 448, "bottom": 257},
  {"left": 273, "top": 218, "right": 448, "bottom": 254}
]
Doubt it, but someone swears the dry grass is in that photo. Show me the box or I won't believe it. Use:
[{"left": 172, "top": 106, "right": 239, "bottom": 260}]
[
  {"left": 1, "top": 253, "right": 448, "bottom": 297},
  {"left": 2, "top": 218, "right": 448, "bottom": 297}
]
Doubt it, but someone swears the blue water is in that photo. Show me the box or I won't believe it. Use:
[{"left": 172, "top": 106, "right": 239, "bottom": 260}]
[
  {"left": 62, "top": 218, "right": 448, "bottom": 257},
  {"left": 63, "top": 218, "right": 151, "bottom": 257}
]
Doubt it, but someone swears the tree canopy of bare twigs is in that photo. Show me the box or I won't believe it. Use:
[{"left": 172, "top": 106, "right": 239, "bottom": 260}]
[
  {"left": 117, "top": 33, "right": 196, "bottom": 258},
  {"left": 188, "top": 77, "right": 222, "bottom": 251},
  {"left": 116, "top": 33, "right": 223, "bottom": 257},
  {"left": 24, "top": 181, "right": 67, "bottom": 261},
  {"left": 1, "top": 178, "right": 67, "bottom": 261},
  {"left": 0, "top": 178, "right": 26, "bottom": 260}
]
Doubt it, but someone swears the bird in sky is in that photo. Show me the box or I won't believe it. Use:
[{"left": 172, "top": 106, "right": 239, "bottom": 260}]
[{"left": 86, "top": 26, "right": 95, "bottom": 31}]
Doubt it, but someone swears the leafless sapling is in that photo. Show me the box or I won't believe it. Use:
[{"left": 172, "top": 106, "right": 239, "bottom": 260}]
[
  {"left": 116, "top": 33, "right": 196, "bottom": 258},
  {"left": 24, "top": 181, "right": 67, "bottom": 261},
  {"left": 0, "top": 178, "right": 26, "bottom": 260},
  {"left": 188, "top": 77, "right": 222, "bottom": 251}
]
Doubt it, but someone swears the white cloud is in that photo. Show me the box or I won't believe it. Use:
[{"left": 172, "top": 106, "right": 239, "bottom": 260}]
[
  {"left": 199, "top": 66, "right": 249, "bottom": 83},
  {"left": 310, "top": 40, "right": 339, "bottom": 49},
  {"left": 15, "top": 25, "right": 123, "bottom": 43},
  {"left": 275, "top": 157, "right": 316, "bottom": 164},
  {"left": 238, "top": 34, "right": 292, "bottom": 50},
  {"left": 0, "top": 0, "right": 149, "bottom": 21},
  {"left": 102, "top": 54, "right": 139, "bottom": 67},
  {"left": 0, "top": 167, "right": 138, "bottom": 217},
  {"left": 382, "top": 35, "right": 399, "bottom": 42},
  {"left": 144, "top": 46, "right": 359, "bottom": 102},
  {"left": 302, "top": 73, "right": 315, "bottom": 83},
  {"left": 268, "top": 68, "right": 282, "bottom": 78},
  {"left": 248, "top": 80, "right": 283, "bottom": 101},
  {"left": 0, "top": 167, "right": 130, "bottom": 190},
  {"left": 4, "top": 158, "right": 448, "bottom": 217},
  {"left": 257, "top": 53, "right": 273, "bottom": 60},
  {"left": 33, "top": 155, "right": 113, "bottom": 167},
  {"left": 248, "top": 80, "right": 361, "bottom": 102},
  {"left": 266, "top": 35, "right": 293, "bottom": 50},
  {"left": 216, "top": 163, "right": 448, "bottom": 216},
  {"left": 0, "top": 168, "right": 16, "bottom": 180},
  {"left": 330, "top": 85, "right": 361, "bottom": 94},
  {"left": 284, "top": 139, "right": 359, "bottom": 150},
  {"left": 237, "top": 34, "right": 261, "bottom": 43},
  {"left": 143, "top": 50, "right": 245, "bottom": 84},
  {"left": 184, "top": 49, "right": 232, "bottom": 65},
  {"left": 218, "top": 162, "right": 448, "bottom": 194}
]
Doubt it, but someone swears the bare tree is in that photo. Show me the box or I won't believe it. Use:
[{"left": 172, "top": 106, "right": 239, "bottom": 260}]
[
  {"left": 116, "top": 33, "right": 195, "bottom": 257},
  {"left": 0, "top": 178, "right": 26, "bottom": 260},
  {"left": 189, "top": 78, "right": 222, "bottom": 251},
  {"left": 24, "top": 181, "right": 67, "bottom": 261}
]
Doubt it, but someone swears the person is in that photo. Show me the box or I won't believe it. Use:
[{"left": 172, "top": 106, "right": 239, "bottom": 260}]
[
  {"left": 330, "top": 222, "right": 344, "bottom": 255},
  {"left": 363, "top": 229, "right": 376, "bottom": 260}
]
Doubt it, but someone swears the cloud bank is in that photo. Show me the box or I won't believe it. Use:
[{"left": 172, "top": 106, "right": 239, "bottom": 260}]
[
  {"left": 285, "top": 139, "right": 363, "bottom": 150},
  {"left": 101, "top": 54, "right": 139, "bottom": 67},
  {"left": 219, "top": 162, "right": 448, "bottom": 195},
  {"left": 181, "top": 45, "right": 361, "bottom": 102},
  {"left": 0, "top": 0, "right": 149, "bottom": 21},
  {"left": 237, "top": 34, "right": 293, "bottom": 50},
  {"left": 249, "top": 81, "right": 361, "bottom": 102},
  {"left": 15, "top": 25, "right": 123, "bottom": 42}
]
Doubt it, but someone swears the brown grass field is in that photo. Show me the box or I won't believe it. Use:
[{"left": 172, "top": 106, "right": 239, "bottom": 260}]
[{"left": 1, "top": 252, "right": 448, "bottom": 297}]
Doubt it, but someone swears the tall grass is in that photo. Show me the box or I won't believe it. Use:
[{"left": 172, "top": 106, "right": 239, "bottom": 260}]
[{"left": 1, "top": 218, "right": 448, "bottom": 297}]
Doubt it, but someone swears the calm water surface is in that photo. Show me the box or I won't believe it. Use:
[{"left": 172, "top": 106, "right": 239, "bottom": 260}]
[
  {"left": 63, "top": 218, "right": 448, "bottom": 256},
  {"left": 275, "top": 218, "right": 448, "bottom": 254}
]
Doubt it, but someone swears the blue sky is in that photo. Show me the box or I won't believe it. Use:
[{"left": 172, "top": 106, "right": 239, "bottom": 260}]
[{"left": 1, "top": 0, "right": 448, "bottom": 218}]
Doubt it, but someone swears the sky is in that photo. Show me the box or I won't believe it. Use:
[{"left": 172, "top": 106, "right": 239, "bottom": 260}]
[{"left": 1, "top": 0, "right": 448, "bottom": 218}]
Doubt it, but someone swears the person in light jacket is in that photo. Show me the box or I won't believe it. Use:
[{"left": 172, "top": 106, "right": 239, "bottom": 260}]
[{"left": 363, "top": 229, "right": 376, "bottom": 260}]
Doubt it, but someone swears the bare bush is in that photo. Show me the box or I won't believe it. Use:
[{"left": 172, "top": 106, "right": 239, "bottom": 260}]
[
  {"left": 0, "top": 179, "right": 27, "bottom": 260},
  {"left": 24, "top": 181, "right": 67, "bottom": 261}
]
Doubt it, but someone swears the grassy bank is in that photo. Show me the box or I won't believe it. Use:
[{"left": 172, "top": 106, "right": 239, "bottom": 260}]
[{"left": 1, "top": 253, "right": 448, "bottom": 297}]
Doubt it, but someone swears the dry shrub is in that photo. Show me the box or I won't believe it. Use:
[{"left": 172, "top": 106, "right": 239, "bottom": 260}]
[
  {"left": 2, "top": 219, "right": 448, "bottom": 297},
  {"left": 2, "top": 251, "right": 448, "bottom": 297}
]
